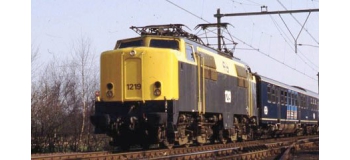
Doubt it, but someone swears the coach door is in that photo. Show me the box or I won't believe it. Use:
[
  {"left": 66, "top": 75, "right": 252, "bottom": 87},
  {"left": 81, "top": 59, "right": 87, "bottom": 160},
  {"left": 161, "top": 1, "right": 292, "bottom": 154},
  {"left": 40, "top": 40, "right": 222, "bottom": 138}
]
[{"left": 276, "top": 86, "right": 281, "bottom": 122}]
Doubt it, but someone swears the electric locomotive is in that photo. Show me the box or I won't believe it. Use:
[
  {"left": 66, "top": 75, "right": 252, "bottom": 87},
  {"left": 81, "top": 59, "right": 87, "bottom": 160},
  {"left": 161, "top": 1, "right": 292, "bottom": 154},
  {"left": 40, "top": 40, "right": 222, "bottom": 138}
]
[
  {"left": 90, "top": 24, "right": 319, "bottom": 150},
  {"left": 90, "top": 24, "right": 258, "bottom": 150}
]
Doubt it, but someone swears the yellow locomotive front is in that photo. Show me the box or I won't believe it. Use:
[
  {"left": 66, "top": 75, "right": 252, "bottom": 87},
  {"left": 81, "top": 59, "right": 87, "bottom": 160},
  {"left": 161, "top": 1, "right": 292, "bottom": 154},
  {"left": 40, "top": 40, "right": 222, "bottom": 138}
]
[
  {"left": 91, "top": 35, "right": 183, "bottom": 149},
  {"left": 100, "top": 37, "right": 179, "bottom": 102}
]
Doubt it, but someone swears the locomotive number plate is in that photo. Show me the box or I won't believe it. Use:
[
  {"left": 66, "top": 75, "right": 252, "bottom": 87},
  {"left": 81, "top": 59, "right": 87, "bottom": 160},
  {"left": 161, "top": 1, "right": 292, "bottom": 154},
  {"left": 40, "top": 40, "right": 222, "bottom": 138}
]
[{"left": 126, "top": 84, "right": 141, "bottom": 90}]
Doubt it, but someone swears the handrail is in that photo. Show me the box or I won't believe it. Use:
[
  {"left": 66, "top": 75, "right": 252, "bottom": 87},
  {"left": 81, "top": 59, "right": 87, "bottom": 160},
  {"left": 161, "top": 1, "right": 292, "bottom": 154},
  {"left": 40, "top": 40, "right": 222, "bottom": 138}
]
[
  {"left": 121, "top": 53, "right": 125, "bottom": 103},
  {"left": 197, "top": 53, "right": 202, "bottom": 114},
  {"left": 202, "top": 56, "right": 205, "bottom": 114},
  {"left": 141, "top": 52, "right": 145, "bottom": 103}
]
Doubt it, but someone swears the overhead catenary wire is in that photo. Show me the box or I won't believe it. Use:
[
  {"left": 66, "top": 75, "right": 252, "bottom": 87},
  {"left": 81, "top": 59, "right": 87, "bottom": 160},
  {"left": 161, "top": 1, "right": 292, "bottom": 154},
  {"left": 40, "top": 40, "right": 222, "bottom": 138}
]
[
  {"left": 269, "top": 15, "right": 319, "bottom": 71},
  {"left": 230, "top": 0, "right": 262, "bottom": 6},
  {"left": 165, "top": 0, "right": 210, "bottom": 23},
  {"left": 276, "top": 0, "right": 319, "bottom": 45},
  {"left": 229, "top": 32, "right": 317, "bottom": 81},
  {"left": 245, "top": 0, "right": 264, "bottom": 6},
  {"left": 165, "top": 0, "right": 318, "bottom": 81},
  {"left": 234, "top": 1, "right": 259, "bottom": 45}
]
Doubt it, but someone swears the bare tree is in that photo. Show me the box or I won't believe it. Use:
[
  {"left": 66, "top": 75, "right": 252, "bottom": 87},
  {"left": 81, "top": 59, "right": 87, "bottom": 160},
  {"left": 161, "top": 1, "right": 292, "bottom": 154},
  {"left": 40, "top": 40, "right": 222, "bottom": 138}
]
[
  {"left": 31, "top": 44, "right": 43, "bottom": 80},
  {"left": 31, "top": 37, "right": 101, "bottom": 153},
  {"left": 32, "top": 57, "right": 67, "bottom": 152},
  {"left": 71, "top": 35, "right": 98, "bottom": 151}
]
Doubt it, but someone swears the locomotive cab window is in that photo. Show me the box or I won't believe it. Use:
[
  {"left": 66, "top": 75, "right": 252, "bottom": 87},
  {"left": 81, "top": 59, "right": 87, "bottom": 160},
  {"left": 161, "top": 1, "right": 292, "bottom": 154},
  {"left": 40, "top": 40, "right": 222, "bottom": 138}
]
[
  {"left": 150, "top": 39, "right": 179, "bottom": 50},
  {"left": 116, "top": 39, "right": 143, "bottom": 49},
  {"left": 185, "top": 44, "right": 195, "bottom": 62}
]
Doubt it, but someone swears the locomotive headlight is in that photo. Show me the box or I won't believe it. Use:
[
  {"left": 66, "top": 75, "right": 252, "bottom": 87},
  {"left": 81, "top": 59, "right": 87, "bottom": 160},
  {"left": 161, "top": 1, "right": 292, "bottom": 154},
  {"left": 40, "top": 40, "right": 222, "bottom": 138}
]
[
  {"left": 130, "top": 50, "right": 136, "bottom": 56},
  {"left": 153, "top": 81, "right": 162, "bottom": 96},
  {"left": 106, "top": 90, "right": 114, "bottom": 98},
  {"left": 154, "top": 81, "right": 161, "bottom": 88},
  {"left": 107, "top": 83, "right": 114, "bottom": 90},
  {"left": 106, "top": 83, "right": 114, "bottom": 98},
  {"left": 154, "top": 89, "right": 161, "bottom": 96}
]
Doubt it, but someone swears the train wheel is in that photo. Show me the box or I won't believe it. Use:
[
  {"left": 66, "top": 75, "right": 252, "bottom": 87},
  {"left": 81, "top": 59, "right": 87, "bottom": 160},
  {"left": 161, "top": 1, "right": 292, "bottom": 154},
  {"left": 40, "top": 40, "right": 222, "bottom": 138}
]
[
  {"left": 158, "top": 126, "right": 174, "bottom": 149},
  {"left": 163, "top": 139, "right": 174, "bottom": 149},
  {"left": 120, "top": 143, "right": 130, "bottom": 151},
  {"left": 140, "top": 130, "right": 150, "bottom": 150},
  {"left": 119, "top": 131, "right": 131, "bottom": 151},
  {"left": 221, "top": 139, "right": 227, "bottom": 144},
  {"left": 141, "top": 141, "right": 150, "bottom": 150},
  {"left": 219, "top": 130, "right": 227, "bottom": 144}
]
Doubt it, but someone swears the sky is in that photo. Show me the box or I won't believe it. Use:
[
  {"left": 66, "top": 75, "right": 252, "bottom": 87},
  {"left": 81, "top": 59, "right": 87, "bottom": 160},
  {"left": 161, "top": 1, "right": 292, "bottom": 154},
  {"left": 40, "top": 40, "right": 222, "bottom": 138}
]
[
  {"left": 4, "top": 0, "right": 350, "bottom": 159},
  {"left": 31, "top": 0, "right": 319, "bottom": 93}
]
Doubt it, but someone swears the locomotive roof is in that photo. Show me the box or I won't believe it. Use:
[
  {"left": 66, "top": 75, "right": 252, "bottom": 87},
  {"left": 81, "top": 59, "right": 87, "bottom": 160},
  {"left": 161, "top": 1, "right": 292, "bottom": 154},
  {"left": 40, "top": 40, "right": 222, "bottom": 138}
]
[
  {"left": 117, "top": 34, "right": 252, "bottom": 71},
  {"left": 258, "top": 75, "right": 318, "bottom": 98},
  {"left": 182, "top": 37, "right": 251, "bottom": 68},
  {"left": 129, "top": 24, "right": 247, "bottom": 66}
]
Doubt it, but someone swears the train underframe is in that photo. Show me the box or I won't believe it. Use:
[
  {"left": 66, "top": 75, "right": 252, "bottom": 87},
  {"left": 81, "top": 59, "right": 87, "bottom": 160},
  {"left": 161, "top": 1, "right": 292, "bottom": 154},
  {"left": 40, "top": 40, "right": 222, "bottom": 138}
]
[
  {"left": 90, "top": 101, "right": 318, "bottom": 150},
  {"left": 254, "top": 121, "right": 319, "bottom": 139}
]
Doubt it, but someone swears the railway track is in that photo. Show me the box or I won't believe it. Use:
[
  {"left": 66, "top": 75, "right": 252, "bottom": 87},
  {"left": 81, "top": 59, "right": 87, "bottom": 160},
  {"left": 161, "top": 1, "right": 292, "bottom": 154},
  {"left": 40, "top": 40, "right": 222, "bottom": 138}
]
[{"left": 31, "top": 135, "right": 318, "bottom": 160}]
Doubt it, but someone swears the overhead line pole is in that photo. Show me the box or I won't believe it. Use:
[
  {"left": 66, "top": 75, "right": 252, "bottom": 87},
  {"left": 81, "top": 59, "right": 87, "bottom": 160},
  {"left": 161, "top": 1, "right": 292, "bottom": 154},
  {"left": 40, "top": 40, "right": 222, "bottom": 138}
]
[
  {"left": 214, "top": 8, "right": 319, "bottom": 53},
  {"left": 217, "top": 9, "right": 221, "bottom": 52}
]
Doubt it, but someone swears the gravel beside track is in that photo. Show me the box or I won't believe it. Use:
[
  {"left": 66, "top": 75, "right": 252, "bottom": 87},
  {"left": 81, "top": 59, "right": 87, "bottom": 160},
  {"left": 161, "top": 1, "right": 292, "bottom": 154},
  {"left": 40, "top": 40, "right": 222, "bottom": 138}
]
[{"left": 31, "top": 135, "right": 318, "bottom": 160}]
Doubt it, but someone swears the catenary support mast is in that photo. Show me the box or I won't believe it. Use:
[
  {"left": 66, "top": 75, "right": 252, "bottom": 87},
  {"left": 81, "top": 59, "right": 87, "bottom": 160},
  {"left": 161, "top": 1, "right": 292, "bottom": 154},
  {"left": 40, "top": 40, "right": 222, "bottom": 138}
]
[{"left": 214, "top": 8, "right": 319, "bottom": 53}]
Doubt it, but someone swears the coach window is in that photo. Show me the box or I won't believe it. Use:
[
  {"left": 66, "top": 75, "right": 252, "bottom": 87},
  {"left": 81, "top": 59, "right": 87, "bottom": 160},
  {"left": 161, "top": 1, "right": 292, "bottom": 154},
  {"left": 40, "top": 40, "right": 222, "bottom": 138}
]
[
  {"left": 303, "top": 97, "right": 306, "bottom": 109},
  {"left": 284, "top": 91, "right": 287, "bottom": 105},
  {"left": 304, "top": 95, "right": 306, "bottom": 109},
  {"left": 287, "top": 92, "right": 290, "bottom": 105},
  {"left": 301, "top": 95, "right": 304, "bottom": 109},
  {"left": 185, "top": 44, "right": 195, "bottom": 62},
  {"left": 283, "top": 89, "right": 287, "bottom": 105},
  {"left": 284, "top": 90, "right": 288, "bottom": 105},
  {"left": 303, "top": 95, "right": 306, "bottom": 109},
  {"left": 283, "top": 90, "right": 287, "bottom": 105},
  {"left": 267, "top": 84, "right": 271, "bottom": 103},
  {"left": 296, "top": 94, "right": 299, "bottom": 106},
  {"left": 275, "top": 87, "right": 279, "bottom": 104},
  {"left": 271, "top": 86, "right": 276, "bottom": 103},
  {"left": 309, "top": 98, "right": 313, "bottom": 110},
  {"left": 289, "top": 93, "right": 292, "bottom": 105},
  {"left": 300, "top": 95, "right": 303, "bottom": 109},
  {"left": 281, "top": 90, "right": 285, "bottom": 105},
  {"left": 304, "top": 96, "right": 307, "bottom": 109}
]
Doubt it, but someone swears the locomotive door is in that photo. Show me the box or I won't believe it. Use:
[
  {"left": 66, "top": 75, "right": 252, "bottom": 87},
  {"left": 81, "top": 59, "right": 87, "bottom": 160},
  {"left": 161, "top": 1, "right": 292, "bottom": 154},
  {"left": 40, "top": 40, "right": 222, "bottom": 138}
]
[{"left": 195, "top": 52, "right": 205, "bottom": 114}]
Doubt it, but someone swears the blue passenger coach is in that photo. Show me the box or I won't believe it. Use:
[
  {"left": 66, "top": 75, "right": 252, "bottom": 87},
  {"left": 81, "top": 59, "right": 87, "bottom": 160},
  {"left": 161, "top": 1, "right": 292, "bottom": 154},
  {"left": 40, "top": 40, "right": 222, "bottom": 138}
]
[{"left": 255, "top": 75, "right": 319, "bottom": 136}]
